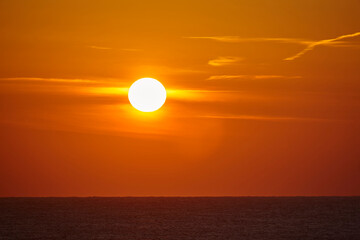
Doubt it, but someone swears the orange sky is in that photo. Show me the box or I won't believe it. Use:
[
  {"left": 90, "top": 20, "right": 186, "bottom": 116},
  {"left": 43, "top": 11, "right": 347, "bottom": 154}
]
[{"left": 0, "top": 0, "right": 359, "bottom": 196}]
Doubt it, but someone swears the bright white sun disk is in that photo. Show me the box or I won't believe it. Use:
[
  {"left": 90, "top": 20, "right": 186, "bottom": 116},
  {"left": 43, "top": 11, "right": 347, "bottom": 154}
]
[{"left": 128, "top": 78, "right": 166, "bottom": 112}]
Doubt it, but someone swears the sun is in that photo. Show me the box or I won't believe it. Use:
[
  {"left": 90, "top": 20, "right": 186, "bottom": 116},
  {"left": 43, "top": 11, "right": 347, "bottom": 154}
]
[{"left": 128, "top": 78, "right": 167, "bottom": 112}]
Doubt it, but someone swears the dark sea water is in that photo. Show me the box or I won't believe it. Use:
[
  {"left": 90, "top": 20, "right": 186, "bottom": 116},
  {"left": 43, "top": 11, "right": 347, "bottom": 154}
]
[{"left": 0, "top": 197, "right": 359, "bottom": 240}]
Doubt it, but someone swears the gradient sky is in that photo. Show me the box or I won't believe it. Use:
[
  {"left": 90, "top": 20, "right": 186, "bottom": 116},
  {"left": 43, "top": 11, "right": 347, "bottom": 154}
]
[{"left": 0, "top": 0, "right": 359, "bottom": 196}]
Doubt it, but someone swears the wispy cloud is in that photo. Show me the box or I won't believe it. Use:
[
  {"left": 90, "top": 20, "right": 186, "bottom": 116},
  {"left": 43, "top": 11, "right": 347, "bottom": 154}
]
[
  {"left": 87, "top": 45, "right": 112, "bottom": 50},
  {"left": 199, "top": 115, "right": 332, "bottom": 122},
  {"left": 285, "top": 32, "right": 360, "bottom": 60},
  {"left": 187, "top": 32, "right": 360, "bottom": 60},
  {"left": 87, "top": 46, "right": 142, "bottom": 52},
  {"left": 207, "top": 75, "right": 301, "bottom": 80},
  {"left": 208, "top": 56, "right": 243, "bottom": 66}
]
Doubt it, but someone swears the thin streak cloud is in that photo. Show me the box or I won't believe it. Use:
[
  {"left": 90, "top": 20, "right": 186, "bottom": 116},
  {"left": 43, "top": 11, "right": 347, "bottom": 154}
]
[
  {"left": 87, "top": 46, "right": 142, "bottom": 52},
  {"left": 187, "top": 32, "right": 360, "bottom": 60},
  {"left": 285, "top": 32, "right": 360, "bottom": 60},
  {"left": 87, "top": 45, "right": 112, "bottom": 50},
  {"left": 186, "top": 36, "right": 313, "bottom": 45}
]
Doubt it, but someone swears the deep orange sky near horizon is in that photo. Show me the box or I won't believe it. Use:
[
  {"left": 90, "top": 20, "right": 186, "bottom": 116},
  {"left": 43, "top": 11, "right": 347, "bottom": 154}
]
[{"left": 0, "top": 0, "right": 359, "bottom": 196}]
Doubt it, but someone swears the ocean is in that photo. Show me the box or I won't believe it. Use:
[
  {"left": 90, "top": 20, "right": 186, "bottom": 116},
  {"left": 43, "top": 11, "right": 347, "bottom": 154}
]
[{"left": 0, "top": 197, "right": 359, "bottom": 239}]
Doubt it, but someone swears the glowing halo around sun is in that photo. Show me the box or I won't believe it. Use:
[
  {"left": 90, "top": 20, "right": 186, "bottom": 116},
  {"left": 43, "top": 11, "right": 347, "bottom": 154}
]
[{"left": 128, "top": 78, "right": 167, "bottom": 112}]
